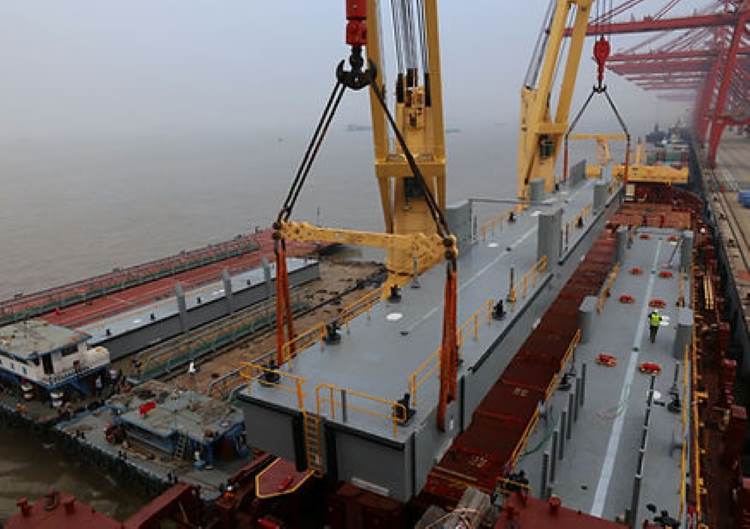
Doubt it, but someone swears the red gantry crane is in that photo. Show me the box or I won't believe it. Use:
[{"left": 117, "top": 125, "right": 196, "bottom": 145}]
[{"left": 565, "top": 0, "right": 750, "bottom": 167}]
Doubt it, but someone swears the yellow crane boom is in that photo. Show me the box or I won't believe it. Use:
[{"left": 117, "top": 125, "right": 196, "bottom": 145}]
[
  {"left": 365, "top": 0, "right": 447, "bottom": 271},
  {"left": 517, "top": 0, "right": 593, "bottom": 199}
]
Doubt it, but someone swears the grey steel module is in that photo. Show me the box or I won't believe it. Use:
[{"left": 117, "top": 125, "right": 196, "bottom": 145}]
[{"left": 237, "top": 178, "right": 623, "bottom": 501}]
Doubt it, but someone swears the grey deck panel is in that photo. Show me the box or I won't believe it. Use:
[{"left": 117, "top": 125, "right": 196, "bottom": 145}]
[
  {"left": 81, "top": 258, "right": 315, "bottom": 341},
  {"left": 518, "top": 227, "right": 691, "bottom": 526},
  {"left": 241, "top": 181, "right": 605, "bottom": 441},
  {"left": 55, "top": 411, "right": 247, "bottom": 501},
  {"left": 237, "top": 177, "right": 626, "bottom": 501}
]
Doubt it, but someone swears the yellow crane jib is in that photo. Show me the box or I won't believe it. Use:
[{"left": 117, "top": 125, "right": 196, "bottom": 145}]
[
  {"left": 517, "top": 0, "right": 593, "bottom": 199},
  {"left": 278, "top": 220, "right": 457, "bottom": 287}
]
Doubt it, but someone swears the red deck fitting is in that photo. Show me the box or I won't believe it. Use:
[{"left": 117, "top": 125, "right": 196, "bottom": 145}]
[
  {"left": 596, "top": 353, "right": 618, "bottom": 367},
  {"left": 494, "top": 493, "right": 623, "bottom": 529},
  {"left": 639, "top": 362, "right": 662, "bottom": 375},
  {"left": 649, "top": 298, "right": 667, "bottom": 309},
  {"left": 255, "top": 458, "right": 314, "bottom": 499},
  {"left": 5, "top": 492, "right": 122, "bottom": 529},
  {"left": 658, "top": 270, "right": 674, "bottom": 279},
  {"left": 630, "top": 267, "right": 643, "bottom": 275},
  {"left": 619, "top": 294, "right": 635, "bottom": 304},
  {"left": 421, "top": 233, "right": 616, "bottom": 501}
]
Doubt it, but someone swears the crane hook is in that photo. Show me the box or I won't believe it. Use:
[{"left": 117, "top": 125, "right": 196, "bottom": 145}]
[{"left": 337, "top": 46, "right": 377, "bottom": 90}]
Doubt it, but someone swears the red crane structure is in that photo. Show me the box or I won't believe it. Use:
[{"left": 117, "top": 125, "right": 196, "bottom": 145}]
[{"left": 567, "top": 0, "right": 749, "bottom": 167}]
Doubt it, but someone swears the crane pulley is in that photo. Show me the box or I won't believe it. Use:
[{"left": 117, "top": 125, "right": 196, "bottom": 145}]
[{"left": 272, "top": 0, "right": 458, "bottom": 431}]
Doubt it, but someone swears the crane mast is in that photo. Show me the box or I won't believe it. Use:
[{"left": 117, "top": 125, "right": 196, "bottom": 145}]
[
  {"left": 364, "top": 0, "right": 447, "bottom": 275},
  {"left": 517, "top": 0, "right": 593, "bottom": 199}
]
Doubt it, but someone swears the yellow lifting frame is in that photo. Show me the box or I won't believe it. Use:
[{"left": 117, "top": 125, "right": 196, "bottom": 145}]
[{"left": 278, "top": 220, "right": 455, "bottom": 288}]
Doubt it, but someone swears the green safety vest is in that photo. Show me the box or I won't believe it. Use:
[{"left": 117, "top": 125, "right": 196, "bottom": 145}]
[{"left": 649, "top": 312, "right": 661, "bottom": 327}]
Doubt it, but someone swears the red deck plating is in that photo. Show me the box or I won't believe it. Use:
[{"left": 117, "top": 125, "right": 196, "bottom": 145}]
[{"left": 41, "top": 230, "right": 319, "bottom": 329}]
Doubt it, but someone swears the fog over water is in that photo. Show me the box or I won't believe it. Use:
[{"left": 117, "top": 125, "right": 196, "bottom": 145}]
[{"left": 0, "top": 0, "right": 688, "bottom": 520}]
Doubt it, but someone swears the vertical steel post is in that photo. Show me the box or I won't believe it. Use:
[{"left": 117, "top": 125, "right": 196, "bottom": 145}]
[
  {"left": 560, "top": 411, "right": 567, "bottom": 458},
  {"left": 571, "top": 390, "right": 578, "bottom": 422},
  {"left": 580, "top": 363, "right": 587, "bottom": 406},
  {"left": 222, "top": 269, "right": 234, "bottom": 314},
  {"left": 341, "top": 389, "right": 348, "bottom": 423},
  {"left": 629, "top": 474, "right": 642, "bottom": 529},
  {"left": 541, "top": 451, "right": 550, "bottom": 500},
  {"left": 566, "top": 404, "right": 573, "bottom": 439},
  {"left": 551, "top": 430, "right": 559, "bottom": 477}
]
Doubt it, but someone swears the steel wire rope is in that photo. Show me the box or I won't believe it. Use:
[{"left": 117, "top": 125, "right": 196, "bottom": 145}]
[
  {"left": 370, "top": 82, "right": 453, "bottom": 242},
  {"left": 278, "top": 82, "right": 346, "bottom": 222},
  {"left": 391, "top": 0, "right": 405, "bottom": 73},
  {"left": 416, "top": 0, "right": 429, "bottom": 75}
]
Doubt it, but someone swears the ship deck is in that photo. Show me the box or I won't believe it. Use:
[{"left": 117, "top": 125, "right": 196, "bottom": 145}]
[
  {"left": 705, "top": 133, "right": 750, "bottom": 375},
  {"left": 78, "top": 257, "right": 314, "bottom": 344},
  {"left": 38, "top": 230, "right": 318, "bottom": 329},
  {"left": 237, "top": 177, "right": 622, "bottom": 501},
  {"left": 519, "top": 226, "right": 691, "bottom": 525}
]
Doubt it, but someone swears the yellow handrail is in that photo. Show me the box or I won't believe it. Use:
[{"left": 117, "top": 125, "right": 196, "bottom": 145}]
[
  {"left": 340, "top": 288, "right": 382, "bottom": 327},
  {"left": 239, "top": 361, "right": 308, "bottom": 410},
  {"left": 689, "top": 265, "right": 707, "bottom": 525},
  {"left": 278, "top": 288, "right": 383, "bottom": 364},
  {"left": 315, "top": 383, "right": 405, "bottom": 438},
  {"left": 480, "top": 203, "right": 527, "bottom": 241},
  {"left": 280, "top": 323, "right": 326, "bottom": 363},
  {"left": 408, "top": 347, "right": 440, "bottom": 407},
  {"left": 510, "top": 329, "right": 581, "bottom": 467},
  {"left": 513, "top": 256, "right": 548, "bottom": 303},
  {"left": 457, "top": 299, "right": 494, "bottom": 350},
  {"left": 596, "top": 263, "right": 621, "bottom": 313},
  {"left": 678, "top": 343, "right": 689, "bottom": 520}
]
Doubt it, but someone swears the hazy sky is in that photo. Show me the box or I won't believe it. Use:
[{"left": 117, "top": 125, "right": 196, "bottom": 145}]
[{"left": 0, "top": 1, "right": 694, "bottom": 142}]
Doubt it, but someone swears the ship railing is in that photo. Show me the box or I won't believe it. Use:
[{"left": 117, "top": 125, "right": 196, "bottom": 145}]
[
  {"left": 512, "top": 256, "right": 549, "bottom": 304},
  {"left": 0, "top": 235, "right": 261, "bottom": 326},
  {"left": 596, "top": 263, "right": 621, "bottom": 313},
  {"left": 678, "top": 343, "right": 690, "bottom": 521},
  {"left": 689, "top": 266, "right": 708, "bottom": 526},
  {"left": 280, "top": 324, "right": 327, "bottom": 364},
  {"left": 315, "top": 383, "right": 406, "bottom": 438},
  {"left": 508, "top": 329, "right": 581, "bottom": 468},
  {"left": 44, "top": 352, "right": 111, "bottom": 387},
  {"left": 479, "top": 203, "right": 528, "bottom": 241},
  {"left": 339, "top": 288, "right": 381, "bottom": 330},
  {"left": 408, "top": 346, "right": 440, "bottom": 408},
  {"left": 543, "top": 329, "right": 581, "bottom": 402},
  {"left": 457, "top": 299, "right": 494, "bottom": 351},
  {"left": 407, "top": 297, "right": 501, "bottom": 407},
  {"left": 690, "top": 324, "right": 708, "bottom": 525},
  {"left": 279, "top": 288, "right": 382, "bottom": 364},
  {"left": 239, "top": 361, "right": 308, "bottom": 411},
  {"left": 136, "top": 295, "right": 305, "bottom": 382}
]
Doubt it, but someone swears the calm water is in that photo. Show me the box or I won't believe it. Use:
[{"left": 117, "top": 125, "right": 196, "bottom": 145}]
[
  {"left": 0, "top": 124, "right": 519, "bottom": 520},
  {"left": 0, "top": 119, "right": 640, "bottom": 520}
]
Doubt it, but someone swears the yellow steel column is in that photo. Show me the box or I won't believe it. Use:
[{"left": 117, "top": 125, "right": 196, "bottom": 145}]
[
  {"left": 424, "top": 0, "right": 447, "bottom": 210},
  {"left": 366, "top": 0, "right": 394, "bottom": 233},
  {"left": 517, "top": 0, "right": 594, "bottom": 198}
]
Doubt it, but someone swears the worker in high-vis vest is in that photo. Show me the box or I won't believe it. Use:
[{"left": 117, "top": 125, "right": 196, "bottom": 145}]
[{"left": 648, "top": 310, "right": 662, "bottom": 343}]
